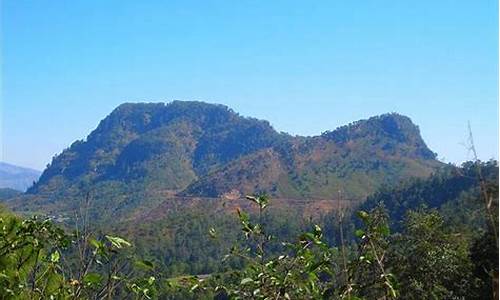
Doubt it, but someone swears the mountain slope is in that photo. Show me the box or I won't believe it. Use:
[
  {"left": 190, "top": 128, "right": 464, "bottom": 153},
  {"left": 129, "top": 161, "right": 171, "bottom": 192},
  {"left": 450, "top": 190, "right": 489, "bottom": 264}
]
[
  {"left": 17, "top": 101, "right": 441, "bottom": 219},
  {"left": 184, "top": 113, "right": 439, "bottom": 199},
  {"left": 0, "top": 162, "right": 41, "bottom": 192},
  {"left": 29, "top": 102, "right": 281, "bottom": 194},
  {"left": 0, "top": 188, "right": 22, "bottom": 200},
  {"left": 353, "top": 160, "right": 498, "bottom": 232}
]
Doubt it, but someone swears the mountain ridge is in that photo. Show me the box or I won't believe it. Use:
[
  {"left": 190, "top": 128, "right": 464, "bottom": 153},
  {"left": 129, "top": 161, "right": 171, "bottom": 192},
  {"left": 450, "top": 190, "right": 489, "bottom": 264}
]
[
  {"left": 17, "top": 101, "right": 441, "bottom": 219},
  {"left": 0, "top": 162, "right": 41, "bottom": 192}
]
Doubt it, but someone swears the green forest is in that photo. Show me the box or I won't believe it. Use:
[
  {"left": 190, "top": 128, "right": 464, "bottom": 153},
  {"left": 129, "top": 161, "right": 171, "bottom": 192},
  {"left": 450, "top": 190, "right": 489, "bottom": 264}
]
[
  {"left": 3, "top": 0, "right": 498, "bottom": 298},
  {"left": 0, "top": 161, "right": 497, "bottom": 299}
]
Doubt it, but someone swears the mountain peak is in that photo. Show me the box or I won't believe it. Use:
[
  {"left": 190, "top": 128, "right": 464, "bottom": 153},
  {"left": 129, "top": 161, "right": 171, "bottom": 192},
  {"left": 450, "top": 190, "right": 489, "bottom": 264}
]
[
  {"left": 27, "top": 102, "right": 440, "bottom": 204},
  {"left": 322, "top": 113, "right": 435, "bottom": 159}
]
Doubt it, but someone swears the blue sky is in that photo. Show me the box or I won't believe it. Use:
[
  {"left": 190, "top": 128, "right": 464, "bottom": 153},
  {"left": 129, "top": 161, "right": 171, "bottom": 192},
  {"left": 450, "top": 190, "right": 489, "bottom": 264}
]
[{"left": 1, "top": 0, "right": 498, "bottom": 170}]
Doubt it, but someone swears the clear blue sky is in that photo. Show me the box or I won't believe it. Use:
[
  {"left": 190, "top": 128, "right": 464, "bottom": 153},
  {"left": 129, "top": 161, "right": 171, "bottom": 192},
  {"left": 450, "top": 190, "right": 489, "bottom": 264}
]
[{"left": 1, "top": 0, "right": 498, "bottom": 170}]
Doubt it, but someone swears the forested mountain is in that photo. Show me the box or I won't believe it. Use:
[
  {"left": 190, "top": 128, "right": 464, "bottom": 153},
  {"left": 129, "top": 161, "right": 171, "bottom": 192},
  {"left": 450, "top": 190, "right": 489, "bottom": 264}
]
[
  {"left": 11, "top": 101, "right": 441, "bottom": 220},
  {"left": 1, "top": 102, "right": 497, "bottom": 299},
  {"left": 355, "top": 160, "right": 499, "bottom": 231},
  {"left": 0, "top": 162, "right": 40, "bottom": 191},
  {"left": 0, "top": 188, "right": 21, "bottom": 200},
  {"left": 2, "top": 161, "right": 496, "bottom": 299},
  {"left": 113, "top": 161, "right": 498, "bottom": 283}
]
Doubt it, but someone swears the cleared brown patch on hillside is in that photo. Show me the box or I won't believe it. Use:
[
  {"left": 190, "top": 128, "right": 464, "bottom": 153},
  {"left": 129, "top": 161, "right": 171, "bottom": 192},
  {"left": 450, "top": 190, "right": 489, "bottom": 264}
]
[{"left": 136, "top": 194, "right": 361, "bottom": 222}]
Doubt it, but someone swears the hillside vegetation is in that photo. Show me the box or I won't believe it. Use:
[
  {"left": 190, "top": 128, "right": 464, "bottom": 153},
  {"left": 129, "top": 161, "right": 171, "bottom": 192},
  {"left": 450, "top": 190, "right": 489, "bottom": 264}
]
[
  {"left": 3, "top": 101, "right": 496, "bottom": 298},
  {"left": 0, "top": 161, "right": 497, "bottom": 299},
  {"left": 13, "top": 101, "right": 440, "bottom": 221}
]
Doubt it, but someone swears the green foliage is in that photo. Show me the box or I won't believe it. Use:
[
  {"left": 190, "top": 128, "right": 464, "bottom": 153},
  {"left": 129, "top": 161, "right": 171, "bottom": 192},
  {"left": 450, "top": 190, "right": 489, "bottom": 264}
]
[
  {"left": 349, "top": 207, "right": 397, "bottom": 299},
  {"left": 0, "top": 212, "right": 69, "bottom": 298},
  {"left": 388, "top": 210, "right": 474, "bottom": 299},
  {"left": 189, "top": 186, "right": 498, "bottom": 300},
  {"left": 469, "top": 225, "right": 499, "bottom": 299},
  {"left": 193, "top": 196, "right": 336, "bottom": 299},
  {"left": 194, "top": 196, "right": 402, "bottom": 299},
  {"left": 4, "top": 156, "right": 499, "bottom": 299},
  {"left": 113, "top": 199, "right": 309, "bottom": 278},
  {"left": 2, "top": 165, "right": 500, "bottom": 299},
  {"left": 0, "top": 207, "right": 157, "bottom": 299},
  {"left": 356, "top": 160, "right": 498, "bottom": 232}
]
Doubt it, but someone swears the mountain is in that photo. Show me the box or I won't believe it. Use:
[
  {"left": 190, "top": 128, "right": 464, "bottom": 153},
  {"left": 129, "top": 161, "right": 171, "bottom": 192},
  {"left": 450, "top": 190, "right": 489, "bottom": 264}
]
[
  {"left": 0, "top": 162, "right": 41, "bottom": 192},
  {"left": 15, "top": 101, "right": 441, "bottom": 219},
  {"left": 0, "top": 188, "right": 22, "bottom": 200},
  {"left": 353, "top": 160, "right": 498, "bottom": 232}
]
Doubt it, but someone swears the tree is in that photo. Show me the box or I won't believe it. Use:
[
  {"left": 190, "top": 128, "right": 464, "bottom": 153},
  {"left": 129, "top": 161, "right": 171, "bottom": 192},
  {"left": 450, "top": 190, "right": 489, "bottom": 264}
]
[{"left": 389, "top": 210, "right": 473, "bottom": 299}]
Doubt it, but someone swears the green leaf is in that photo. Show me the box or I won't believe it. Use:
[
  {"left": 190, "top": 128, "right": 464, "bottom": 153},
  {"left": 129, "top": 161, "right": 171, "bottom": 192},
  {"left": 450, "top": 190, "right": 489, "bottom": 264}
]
[
  {"left": 135, "top": 259, "right": 154, "bottom": 270},
  {"left": 354, "top": 229, "right": 365, "bottom": 238},
  {"left": 238, "top": 209, "right": 250, "bottom": 222},
  {"left": 240, "top": 278, "right": 254, "bottom": 285},
  {"left": 302, "top": 232, "right": 317, "bottom": 242},
  {"left": 105, "top": 235, "right": 132, "bottom": 249},
  {"left": 313, "top": 224, "right": 322, "bottom": 236},
  {"left": 190, "top": 284, "right": 199, "bottom": 292},
  {"left": 50, "top": 251, "right": 60, "bottom": 263},
  {"left": 379, "top": 224, "right": 390, "bottom": 236},
  {"left": 83, "top": 273, "right": 103, "bottom": 286},
  {"left": 258, "top": 195, "right": 269, "bottom": 209},
  {"left": 89, "top": 238, "right": 103, "bottom": 249},
  {"left": 357, "top": 211, "right": 369, "bottom": 220}
]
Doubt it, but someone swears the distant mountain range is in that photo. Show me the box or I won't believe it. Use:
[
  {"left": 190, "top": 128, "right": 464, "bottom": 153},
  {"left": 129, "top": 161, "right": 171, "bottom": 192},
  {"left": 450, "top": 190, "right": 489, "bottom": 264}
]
[
  {"left": 0, "top": 162, "right": 40, "bottom": 192},
  {"left": 12, "top": 101, "right": 442, "bottom": 220}
]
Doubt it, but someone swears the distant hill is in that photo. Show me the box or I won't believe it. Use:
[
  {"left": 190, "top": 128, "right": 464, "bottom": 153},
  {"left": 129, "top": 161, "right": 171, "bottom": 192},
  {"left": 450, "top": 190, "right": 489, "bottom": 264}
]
[
  {"left": 14, "top": 101, "right": 441, "bottom": 220},
  {"left": 0, "top": 188, "right": 22, "bottom": 200},
  {"left": 0, "top": 162, "right": 40, "bottom": 192}
]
